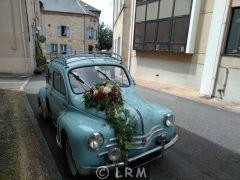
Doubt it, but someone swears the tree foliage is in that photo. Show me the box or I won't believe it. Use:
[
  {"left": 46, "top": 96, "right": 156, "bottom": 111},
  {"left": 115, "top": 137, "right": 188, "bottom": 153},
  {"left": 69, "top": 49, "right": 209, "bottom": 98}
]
[{"left": 98, "top": 22, "right": 113, "bottom": 51}]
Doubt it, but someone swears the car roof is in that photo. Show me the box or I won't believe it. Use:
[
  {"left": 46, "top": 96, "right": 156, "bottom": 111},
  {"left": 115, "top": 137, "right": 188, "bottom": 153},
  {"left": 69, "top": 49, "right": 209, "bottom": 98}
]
[{"left": 50, "top": 53, "right": 123, "bottom": 71}]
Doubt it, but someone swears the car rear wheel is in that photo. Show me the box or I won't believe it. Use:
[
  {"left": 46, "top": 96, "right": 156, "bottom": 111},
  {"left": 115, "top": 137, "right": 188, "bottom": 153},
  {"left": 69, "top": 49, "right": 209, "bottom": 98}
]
[{"left": 65, "top": 138, "right": 78, "bottom": 176}]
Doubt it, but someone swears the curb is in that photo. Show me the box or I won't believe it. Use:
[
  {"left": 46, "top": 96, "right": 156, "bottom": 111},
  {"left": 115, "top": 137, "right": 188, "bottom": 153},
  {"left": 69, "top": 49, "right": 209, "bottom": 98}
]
[{"left": 22, "top": 83, "right": 62, "bottom": 179}]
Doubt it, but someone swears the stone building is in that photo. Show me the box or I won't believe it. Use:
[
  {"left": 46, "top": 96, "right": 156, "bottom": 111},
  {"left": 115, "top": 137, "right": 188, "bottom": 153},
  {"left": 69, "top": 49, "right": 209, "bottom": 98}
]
[
  {"left": 39, "top": 0, "right": 101, "bottom": 56},
  {"left": 113, "top": 0, "right": 240, "bottom": 104},
  {"left": 0, "top": 0, "right": 39, "bottom": 74}
]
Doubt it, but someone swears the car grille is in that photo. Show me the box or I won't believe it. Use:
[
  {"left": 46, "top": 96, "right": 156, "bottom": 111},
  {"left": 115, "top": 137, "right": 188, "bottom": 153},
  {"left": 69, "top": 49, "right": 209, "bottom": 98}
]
[{"left": 98, "top": 124, "right": 164, "bottom": 157}]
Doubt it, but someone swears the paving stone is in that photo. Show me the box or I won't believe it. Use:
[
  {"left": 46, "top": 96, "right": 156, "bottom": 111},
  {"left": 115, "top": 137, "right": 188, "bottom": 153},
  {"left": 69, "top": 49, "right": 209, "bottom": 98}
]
[{"left": 0, "top": 90, "right": 52, "bottom": 179}]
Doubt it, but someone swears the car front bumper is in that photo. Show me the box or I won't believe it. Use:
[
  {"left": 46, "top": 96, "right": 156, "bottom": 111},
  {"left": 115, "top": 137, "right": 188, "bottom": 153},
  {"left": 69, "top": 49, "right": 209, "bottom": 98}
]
[{"left": 78, "top": 133, "right": 179, "bottom": 175}]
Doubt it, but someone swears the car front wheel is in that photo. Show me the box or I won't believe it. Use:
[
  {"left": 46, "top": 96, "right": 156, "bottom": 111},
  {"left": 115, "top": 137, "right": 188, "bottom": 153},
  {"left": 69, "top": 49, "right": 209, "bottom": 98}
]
[{"left": 65, "top": 138, "right": 78, "bottom": 176}]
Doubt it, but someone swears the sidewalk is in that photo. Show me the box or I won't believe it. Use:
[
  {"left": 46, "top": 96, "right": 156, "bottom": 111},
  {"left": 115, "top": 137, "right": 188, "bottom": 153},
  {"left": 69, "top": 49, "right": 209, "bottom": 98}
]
[
  {"left": 0, "top": 89, "right": 61, "bottom": 179},
  {"left": 136, "top": 78, "right": 240, "bottom": 113}
]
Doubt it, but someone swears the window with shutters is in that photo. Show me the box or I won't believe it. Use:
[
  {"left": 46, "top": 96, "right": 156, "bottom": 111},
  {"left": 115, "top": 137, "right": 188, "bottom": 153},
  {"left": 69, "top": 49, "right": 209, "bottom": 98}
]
[
  {"left": 86, "top": 27, "right": 97, "bottom": 39},
  {"left": 51, "top": 44, "right": 58, "bottom": 53},
  {"left": 56, "top": 25, "right": 70, "bottom": 37},
  {"left": 60, "top": 44, "right": 67, "bottom": 53},
  {"left": 133, "top": 0, "right": 193, "bottom": 53},
  {"left": 61, "top": 26, "right": 67, "bottom": 36}
]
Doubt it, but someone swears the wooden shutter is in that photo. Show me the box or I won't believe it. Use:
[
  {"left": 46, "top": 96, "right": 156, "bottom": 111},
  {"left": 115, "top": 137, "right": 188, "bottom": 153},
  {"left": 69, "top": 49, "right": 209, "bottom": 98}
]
[
  {"left": 86, "top": 28, "right": 90, "bottom": 38},
  {"left": 56, "top": 25, "right": 61, "bottom": 37},
  {"left": 66, "top": 26, "right": 71, "bottom": 38},
  {"left": 94, "top": 29, "right": 97, "bottom": 39},
  {"left": 66, "top": 43, "right": 72, "bottom": 54},
  {"left": 46, "top": 41, "right": 52, "bottom": 54}
]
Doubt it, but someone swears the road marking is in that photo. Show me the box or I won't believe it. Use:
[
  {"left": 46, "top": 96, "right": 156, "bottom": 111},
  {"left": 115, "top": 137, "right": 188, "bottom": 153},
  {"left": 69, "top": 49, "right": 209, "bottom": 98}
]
[{"left": 20, "top": 77, "right": 31, "bottom": 91}]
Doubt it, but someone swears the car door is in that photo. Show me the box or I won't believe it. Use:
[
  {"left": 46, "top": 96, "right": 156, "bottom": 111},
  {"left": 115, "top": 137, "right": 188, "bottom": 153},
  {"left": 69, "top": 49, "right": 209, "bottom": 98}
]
[{"left": 48, "top": 70, "right": 68, "bottom": 125}]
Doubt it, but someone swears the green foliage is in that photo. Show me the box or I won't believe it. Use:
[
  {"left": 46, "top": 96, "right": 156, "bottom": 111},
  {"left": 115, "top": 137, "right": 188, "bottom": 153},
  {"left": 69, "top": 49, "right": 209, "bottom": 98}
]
[
  {"left": 98, "top": 22, "right": 113, "bottom": 51},
  {"left": 83, "top": 83, "right": 137, "bottom": 151},
  {"left": 35, "top": 32, "right": 45, "bottom": 67}
]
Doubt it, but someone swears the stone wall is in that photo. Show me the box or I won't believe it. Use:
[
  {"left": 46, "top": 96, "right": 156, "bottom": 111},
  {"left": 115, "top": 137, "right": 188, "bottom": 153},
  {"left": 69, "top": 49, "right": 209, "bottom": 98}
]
[{"left": 41, "top": 12, "right": 99, "bottom": 55}]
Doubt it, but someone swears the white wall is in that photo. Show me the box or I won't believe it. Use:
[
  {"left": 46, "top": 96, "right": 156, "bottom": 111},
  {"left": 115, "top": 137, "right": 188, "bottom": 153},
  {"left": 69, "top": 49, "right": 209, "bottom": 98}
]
[
  {"left": 0, "top": 0, "right": 35, "bottom": 74},
  {"left": 131, "top": 52, "right": 203, "bottom": 89},
  {"left": 215, "top": 67, "right": 240, "bottom": 103}
]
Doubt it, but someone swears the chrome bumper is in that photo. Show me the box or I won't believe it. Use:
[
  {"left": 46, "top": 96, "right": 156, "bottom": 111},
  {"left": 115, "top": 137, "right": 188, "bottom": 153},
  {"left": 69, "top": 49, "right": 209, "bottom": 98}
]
[{"left": 79, "top": 133, "right": 178, "bottom": 175}]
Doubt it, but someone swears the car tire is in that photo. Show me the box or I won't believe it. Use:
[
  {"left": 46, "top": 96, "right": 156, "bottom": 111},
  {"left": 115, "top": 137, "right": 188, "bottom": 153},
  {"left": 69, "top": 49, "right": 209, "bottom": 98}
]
[
  {"left": 65, "top": 138, "right": 78, "bottom": 176},
  {"left": 40, "top": 99, "right": 51, "bottom": 120}
]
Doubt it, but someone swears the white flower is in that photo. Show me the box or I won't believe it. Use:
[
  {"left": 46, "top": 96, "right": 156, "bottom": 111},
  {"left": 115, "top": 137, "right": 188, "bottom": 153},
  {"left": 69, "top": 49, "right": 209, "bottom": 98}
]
[
  {"left": 93, "top": 89, "right": 98, "bottom": 95},
  {"left": 103, "top": 86, "right": 111, "bottom": 94}
]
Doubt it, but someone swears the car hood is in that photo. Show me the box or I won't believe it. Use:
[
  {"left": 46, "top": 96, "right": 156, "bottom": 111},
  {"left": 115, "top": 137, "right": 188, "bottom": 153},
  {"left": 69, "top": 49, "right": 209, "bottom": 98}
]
[{"left": 72, "top": 88, "right": 171, "bottom": 134}]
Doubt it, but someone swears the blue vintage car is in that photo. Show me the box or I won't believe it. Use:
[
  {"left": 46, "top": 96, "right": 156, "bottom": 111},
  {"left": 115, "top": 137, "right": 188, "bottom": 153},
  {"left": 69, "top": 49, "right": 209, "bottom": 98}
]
[{"left": 38, "top": 52, "right": 178, "bottom": 176}]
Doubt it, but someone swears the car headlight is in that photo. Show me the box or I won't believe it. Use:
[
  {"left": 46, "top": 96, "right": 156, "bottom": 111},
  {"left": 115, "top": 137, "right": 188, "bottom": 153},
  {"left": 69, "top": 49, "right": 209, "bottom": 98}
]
[
  {"left": 164, "top": 113, "right": 175, "bottom": 127},
  {"left": 88, "top": 132, "right": 104, "bottom": 150},
  {"left": 108, "top": 148, "right": 121, "bottom": 162}
]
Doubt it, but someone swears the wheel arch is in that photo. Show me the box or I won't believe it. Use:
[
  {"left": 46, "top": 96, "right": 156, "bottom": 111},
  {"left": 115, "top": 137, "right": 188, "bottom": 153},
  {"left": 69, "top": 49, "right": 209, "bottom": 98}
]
[{"left": 38, "top": 87, "right": 51, "bottom": 112}]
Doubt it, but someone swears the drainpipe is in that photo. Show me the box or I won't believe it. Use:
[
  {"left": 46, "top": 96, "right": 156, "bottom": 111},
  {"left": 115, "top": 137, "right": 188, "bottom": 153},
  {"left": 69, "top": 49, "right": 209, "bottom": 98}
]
[
  {"left": 200, "top": 0, "right": 232, "bottom": 97},
  {"left": 217, "top": 67, "right": 229, "bottom": 99},
  {"left": 84, "top": 16, "right": 86, "bottom": 52},
  {"left": 212, "top": 0, "right": 232, "bottom": 97}
]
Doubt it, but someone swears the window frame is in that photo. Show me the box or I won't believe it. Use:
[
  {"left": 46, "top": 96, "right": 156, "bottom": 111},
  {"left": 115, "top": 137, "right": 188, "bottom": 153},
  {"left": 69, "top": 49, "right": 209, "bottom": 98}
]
[
  {"left": 51, "top": 43, "right": 58, "bottom": 53},
  {"left": 224, "top": 7, "right": 240, "bottom": 56},
  {"left": 86, "top": 27, "right": 96, "bottom": 40},
  {"left": 60, "top": 44, "right": 67, "bottom": 53},
  {"left": 68, "top": 65, "right": 132, "bottom": 95},
  {"left": 53, "top": 71, "right": 66, "bottom": 96},
  {"left": 61, "top": 26, "right": 67, "bottom": 37},
  {"left": 133, "top": 0, "right": 193, "bottom": 53}
]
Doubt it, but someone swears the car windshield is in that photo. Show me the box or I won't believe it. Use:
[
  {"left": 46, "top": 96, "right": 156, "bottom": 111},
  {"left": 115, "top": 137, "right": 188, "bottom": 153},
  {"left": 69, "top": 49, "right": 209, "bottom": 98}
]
[{"left": 69, "top": 65, "right": 130, "bottom": 94}]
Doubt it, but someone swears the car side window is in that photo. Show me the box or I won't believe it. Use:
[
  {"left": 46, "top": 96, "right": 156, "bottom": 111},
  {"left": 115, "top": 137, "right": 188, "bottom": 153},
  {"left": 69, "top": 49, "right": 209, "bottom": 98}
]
[
  {"left": 53, "top": 71, "right": 66, "bottom": 95},
  {"left": 47, "top": 68, "right": 52, "bottom": 84}
]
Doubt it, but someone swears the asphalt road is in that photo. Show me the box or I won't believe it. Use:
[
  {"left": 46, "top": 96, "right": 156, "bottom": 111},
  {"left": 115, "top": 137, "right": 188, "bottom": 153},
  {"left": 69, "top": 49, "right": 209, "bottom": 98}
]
[{"left": 26, "top": 76, "right": 240, "bottom": 180}]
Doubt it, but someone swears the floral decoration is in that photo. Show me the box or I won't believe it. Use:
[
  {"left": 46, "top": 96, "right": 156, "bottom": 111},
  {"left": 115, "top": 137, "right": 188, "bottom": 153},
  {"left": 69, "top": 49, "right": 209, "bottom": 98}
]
[{"left": 83, "top": 82, "right": 137, "bottom": 151}]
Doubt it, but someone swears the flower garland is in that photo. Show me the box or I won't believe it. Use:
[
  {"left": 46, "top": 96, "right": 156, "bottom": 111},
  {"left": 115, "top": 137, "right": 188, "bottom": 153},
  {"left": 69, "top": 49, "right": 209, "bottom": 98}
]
[{"left": 83, "top": 83, "right": 137, "bottom": 151}]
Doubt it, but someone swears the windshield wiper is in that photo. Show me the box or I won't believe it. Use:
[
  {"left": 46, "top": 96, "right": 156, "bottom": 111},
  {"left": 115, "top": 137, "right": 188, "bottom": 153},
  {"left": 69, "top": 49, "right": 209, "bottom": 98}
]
[
  {"left": 70, "top": 72, "right": 91, "bottom": 90},
  {"left": 95, "top": 67, "right": 118, "bottom": 85}
]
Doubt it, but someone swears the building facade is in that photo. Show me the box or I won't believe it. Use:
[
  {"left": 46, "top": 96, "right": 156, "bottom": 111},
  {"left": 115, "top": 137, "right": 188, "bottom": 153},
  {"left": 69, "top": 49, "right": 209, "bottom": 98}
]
[
  {"left": 113, "top": 0, "right": 240, "bottom": 104},
  {"left": 0, "top": 0, "right": 39, "bottom": 74},
  {"left": 113, "top": 0, "right": 132, "bottom": 64},
  {"left": 40, "top": 0, "right": 100, "bottom": 56}
]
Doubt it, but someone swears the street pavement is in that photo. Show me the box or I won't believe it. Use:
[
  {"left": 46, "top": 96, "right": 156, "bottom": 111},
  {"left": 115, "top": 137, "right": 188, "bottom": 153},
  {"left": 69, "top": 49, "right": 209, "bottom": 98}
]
[{"left": 25, "top": 75, "right": 240, "bottom": 180}]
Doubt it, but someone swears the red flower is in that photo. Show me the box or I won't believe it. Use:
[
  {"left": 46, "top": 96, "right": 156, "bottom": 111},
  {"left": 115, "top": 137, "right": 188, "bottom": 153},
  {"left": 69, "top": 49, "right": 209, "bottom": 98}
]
[
  {"left": 110, "top": 94, "right": 116, "bottom": 101},
  {"left": 111, "top": 86, "right": 117, "bottom": 95},
  {"left": 96, "top": 91, "right": 105, "bottom": 100}
]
